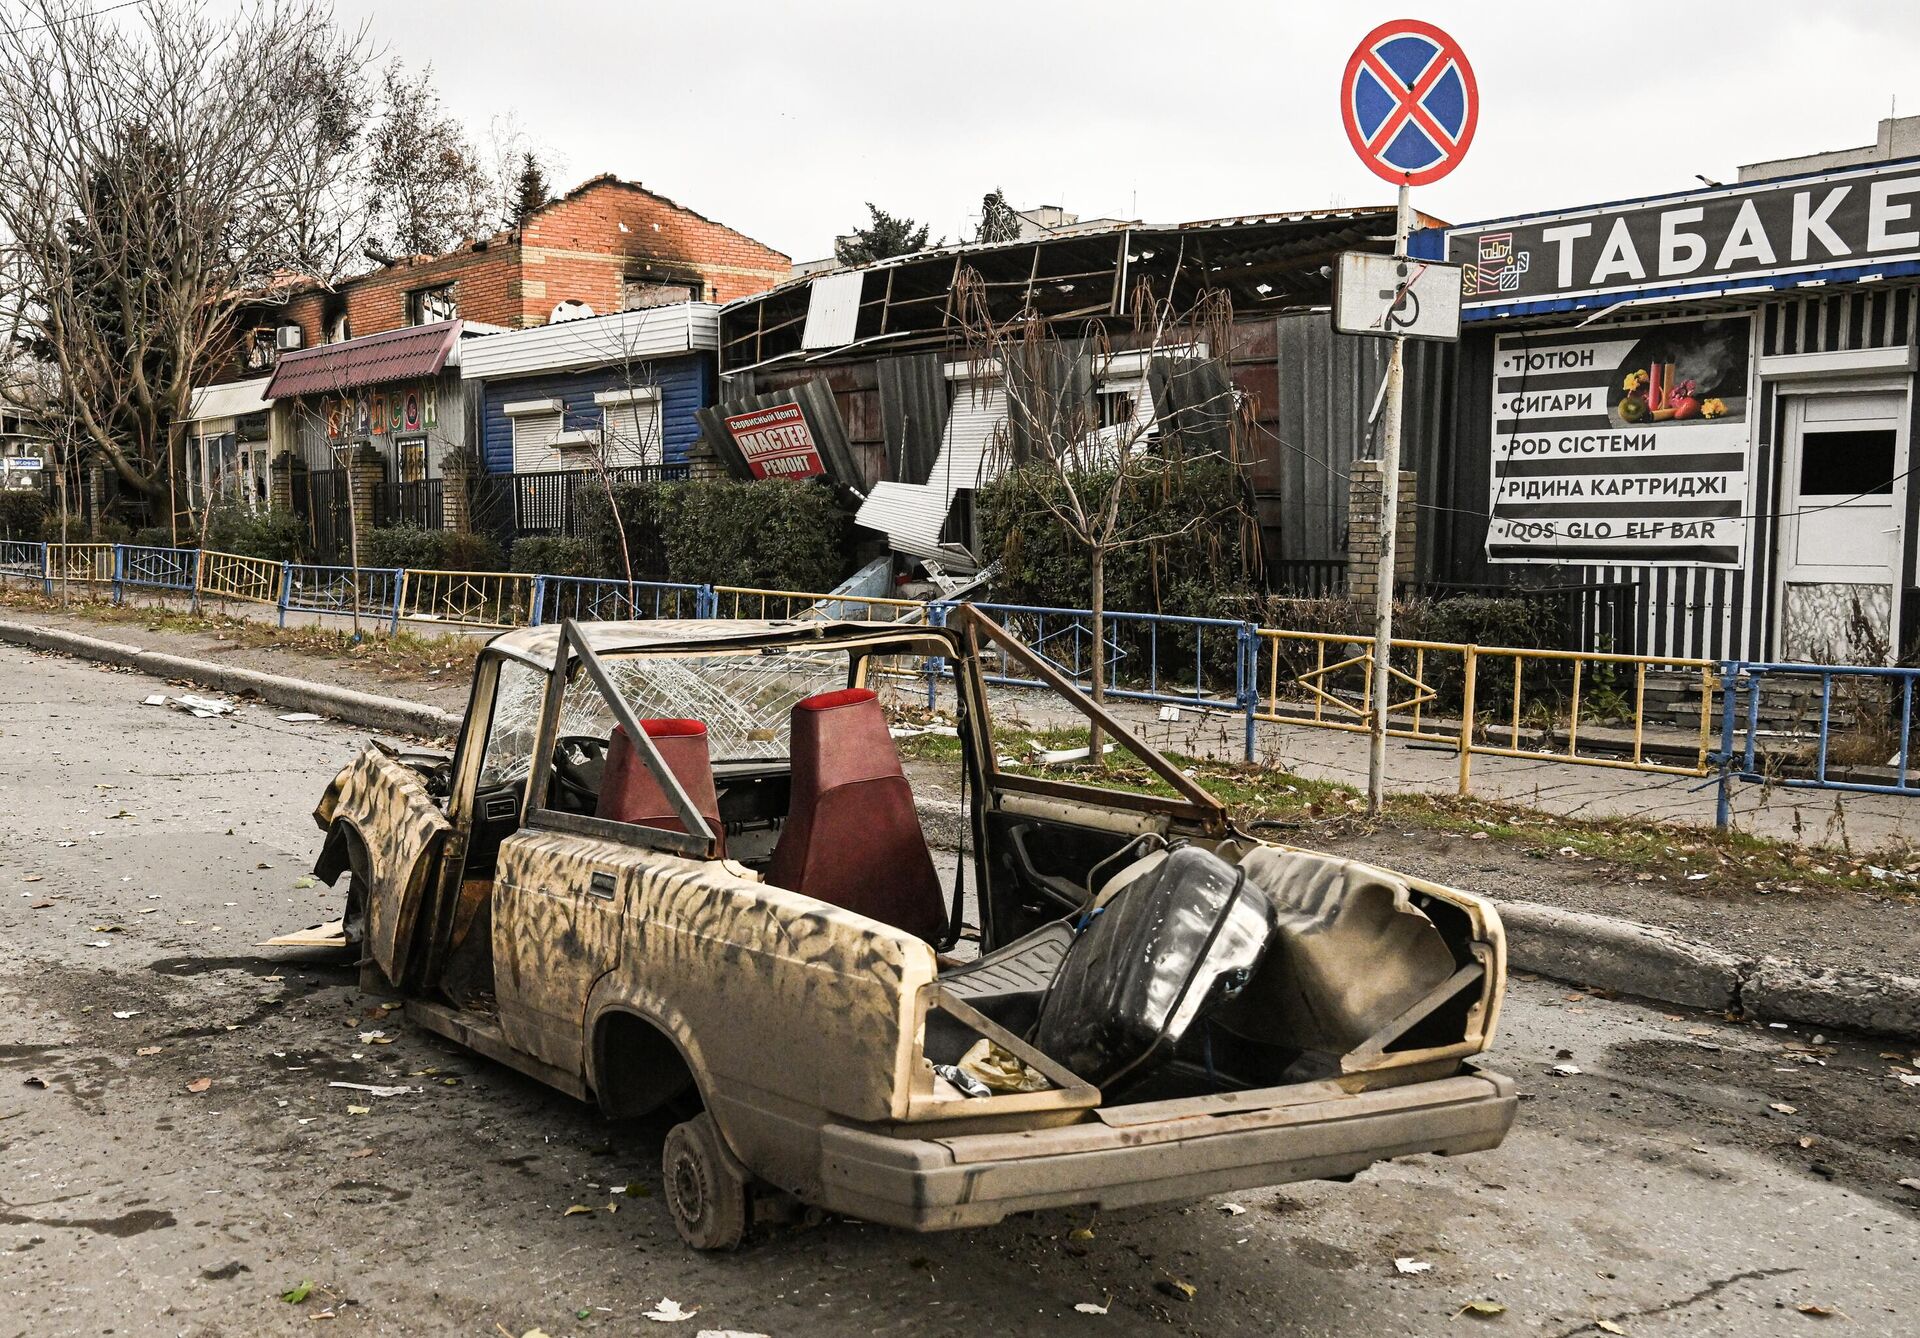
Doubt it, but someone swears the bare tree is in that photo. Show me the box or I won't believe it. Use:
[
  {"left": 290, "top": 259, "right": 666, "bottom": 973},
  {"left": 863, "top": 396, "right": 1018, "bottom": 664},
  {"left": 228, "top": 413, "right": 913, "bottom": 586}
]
[
  {"left": 365, "top": 62, "right": 493, "bottom": 257},
  {"left": 485, "top": 111, "right": 564, "bottom": 229},
  {"left": 954, "top": 264, "right": 1249, "bottom": 764},
  {"left": 0, "top": 0, "right": 373, "bottom": 533}
]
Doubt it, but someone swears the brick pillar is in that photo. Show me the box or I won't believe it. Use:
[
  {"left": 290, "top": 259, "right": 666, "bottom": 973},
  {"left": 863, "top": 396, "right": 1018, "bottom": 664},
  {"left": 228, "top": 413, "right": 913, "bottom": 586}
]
[
  {"left": 344, "top": 445, "right": 384, "bottom": 542},
  {"left": 270, "top": 450, "right": 297, "bottom": 514},
  {"left": 1346, "top": 459, "right": 1417, "bottom": 603},
  {"left": 440, "top": 448, "right": 474, "bottom": 533}
]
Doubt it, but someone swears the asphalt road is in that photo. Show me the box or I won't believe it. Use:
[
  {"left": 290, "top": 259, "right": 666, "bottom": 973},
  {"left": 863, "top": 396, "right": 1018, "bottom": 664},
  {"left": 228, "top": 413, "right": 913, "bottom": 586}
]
[{"left": 3, "top": 644, "right": 1917, "bottom": 1338}]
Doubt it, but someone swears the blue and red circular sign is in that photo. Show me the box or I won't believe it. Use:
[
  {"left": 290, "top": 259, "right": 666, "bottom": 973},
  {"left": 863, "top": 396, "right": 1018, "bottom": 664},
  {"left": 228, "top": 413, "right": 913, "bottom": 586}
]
[{"left": 1341, "top": 20, "right": 1477, "bottom": 186}]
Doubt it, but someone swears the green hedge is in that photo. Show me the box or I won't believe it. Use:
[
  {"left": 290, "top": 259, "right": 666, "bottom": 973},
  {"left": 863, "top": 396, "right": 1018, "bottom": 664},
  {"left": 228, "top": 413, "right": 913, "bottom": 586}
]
[
  {"left": 360, "top": 522, "right": 504, "bottom": 573},
  {"left": 0, "top": 491, "right": 46, "bottom": 541},
  {"left": 204, "top": 506, "right": 307, "bottom": 562},
  {"left": 509, "top": 535, "right": 594, "bottom": 577},
  {"left": 579, "top": 478, "right": 848, "bottom": 590}
]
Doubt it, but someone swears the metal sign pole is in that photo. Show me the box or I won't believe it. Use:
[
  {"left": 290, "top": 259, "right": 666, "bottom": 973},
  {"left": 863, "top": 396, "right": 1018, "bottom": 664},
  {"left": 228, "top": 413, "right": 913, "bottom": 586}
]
[{"left": 1366, "top": 180, "right": 1412, "bottom": 816}]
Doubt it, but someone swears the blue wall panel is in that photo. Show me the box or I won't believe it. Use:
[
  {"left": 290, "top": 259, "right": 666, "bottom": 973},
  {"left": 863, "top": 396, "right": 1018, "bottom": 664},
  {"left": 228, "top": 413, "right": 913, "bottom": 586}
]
[{"left": 478, "top": 353, "right": 713, "bottom": 474}]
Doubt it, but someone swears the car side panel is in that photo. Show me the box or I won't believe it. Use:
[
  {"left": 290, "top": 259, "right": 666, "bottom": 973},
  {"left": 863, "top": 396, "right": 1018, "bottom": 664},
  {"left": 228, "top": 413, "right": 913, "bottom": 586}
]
[
  {"left": 494, "top": 829, "right": 938, "bottom": 1143},
  {"left": 317, "top": 749, "right": 452, "bottom": 984}
]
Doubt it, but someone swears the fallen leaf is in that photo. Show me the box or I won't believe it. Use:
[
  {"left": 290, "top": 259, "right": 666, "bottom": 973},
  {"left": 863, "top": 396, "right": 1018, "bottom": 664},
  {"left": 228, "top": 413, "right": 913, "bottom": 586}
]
[
  {"left": 1395, "top": 1257, "right": 1433, "bottom": 1275},
  {"left": 1597, "top": 1321, "right": 1626, "bottom": 1335},
  {"left": 345, "top": 1104, "right": 371, "bottom": 1115},
  {"left": 348, "top": 1147, "right": 376, "bottom": 1159},
  {"left": 1797, "top": 1136, "right": 1816, "bottom": 1149},
  {"left": 1769, "top": 1102, "right": 1798, "bottom": 1115},
  {"left": 1068, "top": 1226, "right": 1095, "bottom": 1241},
  {"left": 1075, "top": 1296, "right": 1112, "bottom": 1315},
  {"left": 643, "top": 1297, "right": 698, "bottom": 1322},
  {"left": 22, "top": 875, "right": 40, "bottom": 883},
  {"left": 186, "top": 1077, "right": 212, "bottom": 1094},
  {"left": 1457, "top": 1300, "right": 1507, "bottom": 1318},
  {"left": 1156, "top": 1278, "right": 1197, "bottom": 1302},
  {"left": 1798, "top": 1303, "right": 1843, "bottom": 1317},
  {"left": 135, "top": 1046, "right": 162, "bottom": 1057},
  {"left": 563, "top": 1204, "right": 596, "bottom": 1217},
  {"left": 30, "top": 900, "right": 52, "bottom": 909},
  {"left": 281, "top": 1280, "right": 313, "bottom": 1304}
]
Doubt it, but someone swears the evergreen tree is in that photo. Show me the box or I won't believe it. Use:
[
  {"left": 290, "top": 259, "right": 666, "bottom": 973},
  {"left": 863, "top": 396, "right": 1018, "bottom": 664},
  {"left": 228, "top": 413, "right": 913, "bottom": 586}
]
[{"left": 833, "top": 203, "right": 939, "bottom": 265}]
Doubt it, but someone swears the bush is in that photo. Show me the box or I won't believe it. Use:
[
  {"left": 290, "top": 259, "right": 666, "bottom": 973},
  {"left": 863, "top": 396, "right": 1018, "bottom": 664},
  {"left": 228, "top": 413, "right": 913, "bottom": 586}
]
[
  {"left": 579, "top": 478, "right": 849, "bottom": 590},
  {"left": 203, "top": 505, "right": 307, "bottom": 561},
  {"left": 131, "top": 526, "right": 175, "bottom": 549},
  {"left": 510, "top": 535, "right": 595, "bottom": 577},
  {"left": 0, "top": 491, "right": 48, "bottom": 541},
  {"left": 359, "top": 522, "right": 503, "bottom": 573},
  {"left": 978, "top": 458, "right": 1257, "bottom": 619}
]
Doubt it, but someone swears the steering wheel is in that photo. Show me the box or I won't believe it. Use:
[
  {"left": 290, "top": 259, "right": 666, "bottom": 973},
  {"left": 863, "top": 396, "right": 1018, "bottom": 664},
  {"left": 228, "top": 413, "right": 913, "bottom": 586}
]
[{"left": 551, "top": 734, "right": 609, "bottom": 810}]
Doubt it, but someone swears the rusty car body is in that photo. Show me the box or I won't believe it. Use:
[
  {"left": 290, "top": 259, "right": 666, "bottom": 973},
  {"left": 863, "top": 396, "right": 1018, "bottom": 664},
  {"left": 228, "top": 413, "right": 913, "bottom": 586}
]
[{"left": 305, "top": 610, "right": 1514, "bottom": 1248}]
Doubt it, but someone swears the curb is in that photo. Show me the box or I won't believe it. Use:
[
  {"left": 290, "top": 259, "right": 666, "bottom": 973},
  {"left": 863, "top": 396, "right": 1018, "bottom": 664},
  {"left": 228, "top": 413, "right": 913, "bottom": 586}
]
[
  {"left": 0, "top": 617, "right": 459, "bottom": 741},
  {"left": 5, "top": 615, "right": 1916, "bottom": 1040}
]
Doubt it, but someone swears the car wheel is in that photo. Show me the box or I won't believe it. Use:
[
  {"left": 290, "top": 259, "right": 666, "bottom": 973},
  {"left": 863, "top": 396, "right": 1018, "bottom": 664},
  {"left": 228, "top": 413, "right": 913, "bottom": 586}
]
[{"left": 662, "top": 1113, "right": 749, "bottom": 1251}]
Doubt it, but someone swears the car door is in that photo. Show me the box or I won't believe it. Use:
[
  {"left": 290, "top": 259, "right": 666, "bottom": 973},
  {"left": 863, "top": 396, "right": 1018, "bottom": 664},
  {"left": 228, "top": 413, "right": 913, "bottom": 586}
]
[{"left": 316, "top": 748, "right": 453, "bottom": 987}]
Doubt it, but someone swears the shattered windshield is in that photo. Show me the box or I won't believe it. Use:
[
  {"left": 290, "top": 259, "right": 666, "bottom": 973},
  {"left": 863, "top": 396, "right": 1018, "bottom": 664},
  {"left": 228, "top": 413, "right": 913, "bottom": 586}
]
[{"left": 559, "top": 650, "right": 852, "bottom": 762}]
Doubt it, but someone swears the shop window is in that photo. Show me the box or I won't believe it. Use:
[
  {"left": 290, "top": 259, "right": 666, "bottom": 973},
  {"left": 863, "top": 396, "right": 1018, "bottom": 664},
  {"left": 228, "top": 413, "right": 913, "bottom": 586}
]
[
  {"left": 1800, "top": 429, "right": 1896, "bottom": 497},
  {"left": 408, "top": 284, "right": 458, "bottom": 325},
  {"left": 397, "top": 437, "right": 428, "bottom": 483},
  {"left": 595, "top": 388, "right": 663, "bottom": 468}
]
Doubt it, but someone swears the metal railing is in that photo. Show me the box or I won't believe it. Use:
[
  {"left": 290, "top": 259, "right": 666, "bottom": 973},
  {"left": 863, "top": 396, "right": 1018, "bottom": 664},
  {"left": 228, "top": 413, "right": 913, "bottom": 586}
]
[
  {"left": 1716, "top": 660, "right": 1920, "bottom": 820},
  {"left": 398, "top": 569, "right": 535, "bottom": 629},
  {"left": 282, "top": 564, "right": 406, "bottom": 633},
  {"left": 709, "top": 584, "right": 925, "bottom": 623},
  {"left": 196, "top": 549, "right": 282, "bottom": 605},
  {"left": 532, "top": 575, "right": 710, "bottom": 625},
  {"left": 1, "top": 541, "right": 1880, "bottom": 808}
]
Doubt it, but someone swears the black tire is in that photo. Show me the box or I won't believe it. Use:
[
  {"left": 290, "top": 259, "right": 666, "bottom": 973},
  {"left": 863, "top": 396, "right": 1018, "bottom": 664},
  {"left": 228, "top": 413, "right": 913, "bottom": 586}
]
[{"left": 662, "top": 1113, "right": 749, "bottom": 1251}]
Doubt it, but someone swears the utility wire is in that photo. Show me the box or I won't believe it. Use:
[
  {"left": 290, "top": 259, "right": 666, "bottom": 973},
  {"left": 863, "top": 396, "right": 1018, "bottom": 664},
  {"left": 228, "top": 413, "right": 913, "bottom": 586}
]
[{"left": 0, "top": 0, "right": 146, "bottom": 37}]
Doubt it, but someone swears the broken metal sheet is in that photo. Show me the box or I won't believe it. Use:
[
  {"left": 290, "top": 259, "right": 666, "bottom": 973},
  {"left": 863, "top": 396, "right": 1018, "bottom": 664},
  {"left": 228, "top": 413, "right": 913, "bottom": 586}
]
[
  {"left": 801, "top": 270, "right": 864, "bottom": 349},
  {"left": 262, "top": 918, "right": 348, "bottom": 949}
]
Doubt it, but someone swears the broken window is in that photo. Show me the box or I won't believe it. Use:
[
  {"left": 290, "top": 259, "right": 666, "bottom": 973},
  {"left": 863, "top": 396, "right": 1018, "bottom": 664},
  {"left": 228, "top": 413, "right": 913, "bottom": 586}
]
[{"left": 408, "top": 283, "right": 458, "bottom": 325}]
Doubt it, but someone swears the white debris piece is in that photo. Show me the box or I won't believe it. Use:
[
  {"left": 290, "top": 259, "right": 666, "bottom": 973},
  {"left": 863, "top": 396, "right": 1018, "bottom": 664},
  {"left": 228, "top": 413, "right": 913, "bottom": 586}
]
[
  {"left": 1394, "top": 1257, "right": 1433, "bottom": 1275},
  {"left": 1551, "top": 1063, "right": 1583, "bottom": 1076},
  {"left": 1158, "top": 705, "right": 1182, "bottom": 722},
  {"left": 169, "top": 694, "right": 235, "bottom": 718},
  {"left": 643, "top": 1298, "right": 698, "bottom": 1322},
  {"left": 141, "top": 694, "right": 168, "bottom": 706},
  {"left": 277, "top": 712, "right": 324, "bottom": 723},
  {"left": 327, "top": 1081, "right": 414, "bottom": 1098}
]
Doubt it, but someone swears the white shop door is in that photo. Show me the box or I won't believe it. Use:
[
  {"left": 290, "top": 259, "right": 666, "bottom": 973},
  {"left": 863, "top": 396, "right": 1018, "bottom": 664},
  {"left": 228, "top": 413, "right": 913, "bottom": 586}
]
[{"left": 1776, "top": 390, "right": 1907, "bottom": 663}]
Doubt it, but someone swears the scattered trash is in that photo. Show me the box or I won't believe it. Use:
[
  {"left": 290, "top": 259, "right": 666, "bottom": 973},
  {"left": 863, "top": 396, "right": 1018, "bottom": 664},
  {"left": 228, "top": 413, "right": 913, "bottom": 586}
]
[
  {"left": 280, "top": 1280, "right": 313, "bottom": 1305},
  {"left": 1769, "top": 1102, "right": 1798, "bottom": 1115},
  {"left": 1218, "top": 1202, "right": 1247, "bottom": 1216},
  {"left": 111, "top": 1010, "right": 141, "bottom": 1019},
  {"left": 186, "top": 1077, "right": 213, "bottom": 1094},
  {"left": 1074, "top": 1296, "right": 1113, "bottom": 1315},
  {"left": 1032, "top": 741, "right": 1115, "bottom": 765},
  {"left": 327, "top": 1082, "right": 413, "bottom": 1097},
  {"left": 1551, "top": 1063, "right": 1583, "bottom": 1076},
  {"left": 277, "top": 712, "right": 324, "bottom": 723},
  {"left": 1158, "top": 705, "right": 1182, "bottom": 722},
  {"left": 141, "top": 694, "right": 168, "bottom": 707},
  {"left": 931, "top": 1063, "right": 992, "bottom": 1098},
  {"left": 345, "top": 1105, "right": 371, "bottom": 1115},
  {"left": 643, "top": 1298, "right": 699, "bottom": 1322},
  {"left": 958, "top": 1040, "right": 1050, "bottom": 1094},
  {"left": 170, "top": 694, "right": 236, "bottom": 719},
  {"left": 1395, "top": 1257, "right": 1433, "bottom": 1275},
  {"left": 84, "top": 940, "right": 113, "bottom": 949}
]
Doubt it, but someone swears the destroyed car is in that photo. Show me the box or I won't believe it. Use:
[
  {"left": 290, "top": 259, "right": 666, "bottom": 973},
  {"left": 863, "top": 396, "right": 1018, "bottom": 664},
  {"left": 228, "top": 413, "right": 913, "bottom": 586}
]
[{"left": 299, "top": 611, "right": 1514, "bottom": 1249}]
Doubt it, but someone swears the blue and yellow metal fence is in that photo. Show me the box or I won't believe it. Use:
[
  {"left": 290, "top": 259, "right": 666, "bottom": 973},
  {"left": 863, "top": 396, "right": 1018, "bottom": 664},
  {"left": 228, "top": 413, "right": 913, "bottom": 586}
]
[{"left": 3, "top": 540, "right": 1910, "bottom": 809}]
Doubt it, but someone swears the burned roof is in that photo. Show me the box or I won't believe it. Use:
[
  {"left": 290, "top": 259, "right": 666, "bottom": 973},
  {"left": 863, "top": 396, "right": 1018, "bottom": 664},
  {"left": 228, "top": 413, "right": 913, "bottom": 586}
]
[
  {"left": 719, "top": 208, "right": 1410, "bottom": 373},
  {"left": 487, "top": 618, "right": 942, "bottom": 669}
]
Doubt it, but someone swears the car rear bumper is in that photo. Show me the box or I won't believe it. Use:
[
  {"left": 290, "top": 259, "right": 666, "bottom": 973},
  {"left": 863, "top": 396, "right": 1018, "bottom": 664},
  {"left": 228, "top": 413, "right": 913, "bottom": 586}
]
[{"left": 814, "top": 1067, "right": 1517, "bottom": 1231}]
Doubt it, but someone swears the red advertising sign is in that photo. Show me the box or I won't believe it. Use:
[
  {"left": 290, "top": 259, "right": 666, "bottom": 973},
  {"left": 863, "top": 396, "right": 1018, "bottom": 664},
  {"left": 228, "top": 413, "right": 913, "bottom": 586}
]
[{"left": 723, "top": 402, "right": 826, "bottom": 480}]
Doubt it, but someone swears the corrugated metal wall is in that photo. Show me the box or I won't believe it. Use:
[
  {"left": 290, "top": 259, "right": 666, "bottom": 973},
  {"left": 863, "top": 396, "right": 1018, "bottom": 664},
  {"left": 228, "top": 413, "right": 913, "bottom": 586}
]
[{"left": 1262, "top": 312, "right": 1455, "bottom": 573}]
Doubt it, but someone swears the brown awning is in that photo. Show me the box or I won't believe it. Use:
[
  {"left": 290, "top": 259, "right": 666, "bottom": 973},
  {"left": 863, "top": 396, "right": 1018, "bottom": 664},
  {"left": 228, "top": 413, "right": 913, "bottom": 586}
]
[{"left": 264, "top": 320, "right": 462, "bottom": 399}]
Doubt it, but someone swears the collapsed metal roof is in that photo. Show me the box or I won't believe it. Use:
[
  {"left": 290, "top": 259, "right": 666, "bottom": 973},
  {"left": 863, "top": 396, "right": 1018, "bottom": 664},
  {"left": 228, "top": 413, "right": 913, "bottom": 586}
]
[{"left": 718, "top": 209, "right": 1404, "bottom": 374}]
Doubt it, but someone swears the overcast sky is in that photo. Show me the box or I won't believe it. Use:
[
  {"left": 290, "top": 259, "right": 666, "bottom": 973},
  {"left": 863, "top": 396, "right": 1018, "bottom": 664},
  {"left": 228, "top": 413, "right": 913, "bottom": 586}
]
[{"left": 331, "top": 0, "right": 1920, "bottom": 262}]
